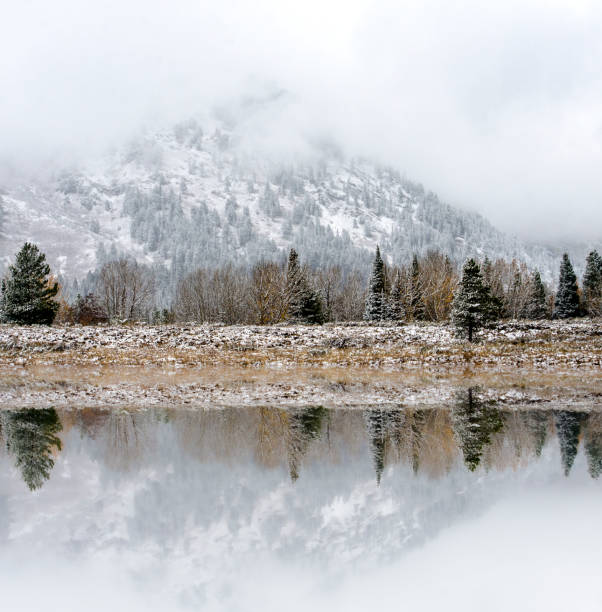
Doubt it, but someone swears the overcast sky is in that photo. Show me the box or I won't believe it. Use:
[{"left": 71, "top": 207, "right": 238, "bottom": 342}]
[{"left": 2, "top": 0, "right": 602, "bottom": 241}]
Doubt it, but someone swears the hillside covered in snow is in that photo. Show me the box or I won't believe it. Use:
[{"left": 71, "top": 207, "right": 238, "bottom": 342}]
[{"left": 0, "top": 115, "right": 558, "bottom": 292}]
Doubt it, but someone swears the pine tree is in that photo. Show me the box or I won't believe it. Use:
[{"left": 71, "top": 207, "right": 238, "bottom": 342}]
[
  {"left": 582, "top": 250, "right": 602, "bottom": 317},
  {"left": 554, "top": 254, "right": 580, "bottom": 319},
  {"left": 0, "top": 243, "right": 59, "bottom": 325},
  {"left": 525, "top": 270, "right": 547, "bottom": 319},
  {"left": 364, "top": 246, "right": 387, "bottom": 321},
  {"left": 409, "top": 254, "right": 425, "bottom": 320},
  {"left": 451, "top": 259, "right": 497, "bottom": 342}
]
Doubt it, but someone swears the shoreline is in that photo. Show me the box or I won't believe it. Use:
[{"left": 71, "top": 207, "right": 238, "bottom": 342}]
[{"left": 1, "top": 320, "right": 601, "bottom": 409}]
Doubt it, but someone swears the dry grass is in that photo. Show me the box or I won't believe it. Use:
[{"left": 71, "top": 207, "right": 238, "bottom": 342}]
[{"left": 0, "top": 321, "right": 600, "bottom": 409}]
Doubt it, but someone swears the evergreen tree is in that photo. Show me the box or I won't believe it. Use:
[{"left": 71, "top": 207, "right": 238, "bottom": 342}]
[
  {"left": 525, "top": 270, "right": 547, "bottom": 319},
  {"left": 0, "top": 243, "right": 59, "bottom": 325},
  {"left": 72, "top": 293, "right": 108, "bottom": 325},
  {"left": 409, "top": 254, "right": 425, "bottom": 320},
  {"left": 554, "top": 254, "right": 580, "bottom": 319},
  {"left": 364, "top": 246, "right": 387, "bottom": 321},
  {"left": 286, "top": 248, "right": 305, "bottom": 319},
  {"left": 285, "top": 248, "right": 325, "bottom": 325},
  {"left": 387, "top": 270, "right": 405, "bottom": 321},
  {"left": 3, "top": 408, "right": 63, "bottom": 490},
  {"left": 451, "top": 259, "right": 497, "bottom": 341},
  {"left": 555, "top": 410, "right": 586, "bottom": 476},
  {"left": 582, "top": 250, "right": 602, "bottom": 317}
]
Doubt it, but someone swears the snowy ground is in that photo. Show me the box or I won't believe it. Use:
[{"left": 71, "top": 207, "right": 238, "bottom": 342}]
[{"left": 0, "top": 320, "right": 600, "bottom": 409}]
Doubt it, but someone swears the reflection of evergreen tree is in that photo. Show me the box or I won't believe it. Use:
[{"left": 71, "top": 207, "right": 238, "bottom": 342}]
[
  {"left": 409, "top": 410, "right": 427, "bottom": 474},
  {"left": 287, "top": 406, "right": 327, "bottom": 482},
  {"left": 4, "top": 408, "right": 63, "bottom": 490},
  {"left": 522, "top": 411, "right": 549, "bottom": 457},
  {"left": 555, "top": 411, "right": 586, "bottom": 476},
  {"left": 584, "top": 414, "right": 602, "bottom": 479},
  {"left": 452, "top": 388, "right": 504, "bottom": 471},
  {"left": 365, "top": 409, "right": 387, "bottom": 484},
  {"left": 363, "top": 409, "right": 429, "bottom": 482}
]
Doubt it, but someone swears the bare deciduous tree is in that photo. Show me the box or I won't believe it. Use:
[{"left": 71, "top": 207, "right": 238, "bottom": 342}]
[{"left": 97, "top": 258, "right": 155, "bottom": 321}]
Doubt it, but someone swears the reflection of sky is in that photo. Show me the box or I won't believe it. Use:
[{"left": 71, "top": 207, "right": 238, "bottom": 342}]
[{"left": 0, "top": 411, "right": 600, "bottom": 611}]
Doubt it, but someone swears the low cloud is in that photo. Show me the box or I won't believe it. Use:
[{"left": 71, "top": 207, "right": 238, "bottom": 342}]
[{"left": 2, "top": 0, "right": 602, "bottom": 240}]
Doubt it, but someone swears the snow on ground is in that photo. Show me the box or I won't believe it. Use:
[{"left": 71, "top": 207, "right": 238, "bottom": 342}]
[{"left": 0, "top": 320, "right": 600, "bottom": 409}]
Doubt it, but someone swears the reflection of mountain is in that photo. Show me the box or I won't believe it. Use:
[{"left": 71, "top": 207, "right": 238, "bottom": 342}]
[
  {"left": 1, "top": 408, "right": 63, "bottom": 490},
  {"left": 0, "top": 404, "right": 597, "bottom": 603}
]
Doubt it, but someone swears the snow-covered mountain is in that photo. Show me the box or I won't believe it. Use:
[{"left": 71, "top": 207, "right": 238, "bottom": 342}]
[{"left": 0, "top": 116, "right": 557, "bottom": 289}]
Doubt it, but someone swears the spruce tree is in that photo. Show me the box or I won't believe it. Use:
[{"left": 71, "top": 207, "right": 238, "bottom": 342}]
[
  {"left": 409, "top": 254, "right": 425, "bottom": 320},
  {"left": 364, "top": 246, "right": 387, "bottom": 321},
  {"left": 286, "top": 248, "right": 305, "bottom": 320},
  {"left": 451, "top": 259, "right": 497, "bottom": 342},
  {"left": 0, "top": 243, "right": 59, "bottom": 325},
  {"left": 583, "top": 250, "right": 602, "bottom": 317},
  {"left": 285, "top": 248, "right": 325, "bottom": 325},
  {"left": 387, "top": 270, "right": 405, "bottom": 321},
  {"left": 525, "top": 270, "right": 547, "bottom": 319},
  {"left": 554, "top": 254, "right": 580, "bottom": 319}
]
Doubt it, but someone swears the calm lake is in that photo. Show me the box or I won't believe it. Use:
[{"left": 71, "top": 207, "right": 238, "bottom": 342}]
[{"left": 1, "top": 391, "right": 601, "bottom": 611}]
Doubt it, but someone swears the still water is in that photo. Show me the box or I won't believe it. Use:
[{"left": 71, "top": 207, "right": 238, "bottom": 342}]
[{"left": 1, "top": 390, "right": 601, "bottom": 611}]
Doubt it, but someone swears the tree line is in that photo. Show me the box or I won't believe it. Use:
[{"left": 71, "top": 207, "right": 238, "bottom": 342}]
[{"left": 0, "top": 243, "right": 601, "bottom": 340}]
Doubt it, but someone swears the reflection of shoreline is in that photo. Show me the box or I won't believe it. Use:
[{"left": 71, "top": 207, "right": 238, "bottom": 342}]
[{"left": 0, "top": 369, "right": 601, "bottom": 410}]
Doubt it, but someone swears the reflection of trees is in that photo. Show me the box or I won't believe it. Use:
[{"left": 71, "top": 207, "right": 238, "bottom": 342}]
[
  {"left": 364, "top": 409, "right": 443, "bottom": 482},
  {"left": 555, "top": 411, "right": 587, "bottom": 476},
  {"left": 255, "top": 408, "right": 288, "bottom": 469},
  {"left": 584, "top": 413, "right": 602, "bottom": 479},
  {"left": 102, "top": 412, "right": 149, "bottom": 472},
  {"left": 287, "top": 406, "right": 328, "bottom": 482},
  {"left": 2, "top": 408, "right": 63, "bottom": 490},
  {"left": 522, "top": 411, "right": 549, "bottom": 458},
  {"left": 452, "top": 388, "right": 504, "bottom": 472}
]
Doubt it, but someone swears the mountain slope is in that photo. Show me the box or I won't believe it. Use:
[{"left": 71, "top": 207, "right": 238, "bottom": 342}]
[{"left": 0, "top": 119, "right": 555, "bottom": 290}]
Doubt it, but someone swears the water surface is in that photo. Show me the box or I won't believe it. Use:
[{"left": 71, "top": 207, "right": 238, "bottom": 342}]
[{"left": 1, "top": 392, "right": 601, "bottom": 611}]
